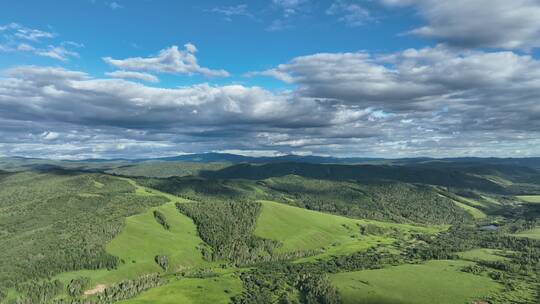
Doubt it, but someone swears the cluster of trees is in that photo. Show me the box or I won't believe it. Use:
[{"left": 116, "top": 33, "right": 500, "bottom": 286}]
[
  {"left": 154, "top": 255, "right": 169, "bottom": 271},
  {"left": 137, "top": 176, "right": 248, "bottom": 202},
  {"left": 297, "top": 274, "right": 340, "bottom": 304},
  {"left": 232, "top": 247, "right": 402, "bottom": 304},
  {"left": 229, "top": 245, "right": 400, "bottom": 303},
  {"left": 138, "top": 174, "right": 473, "bottom": 226},
  {"left": 95, "top": 274, "right": 163, "bottom": 303},
  {"left": 67, "top": 277, "right": 90, "bottom": 297},
  {"left": 262, "top": 176, "right": 472, "bottom": 225},
  {"left": 404, "top": 224, "right": 540, "bottom": 303},
  {"left": 0, "top": 171, "right": 167, "bottom": 289},
  {"left": 152, "top": 210, "right": 170, "bottom": 230},
  {"left": 231, "top": 220, "right": 540, "bottom": 304},
  {"left": 50, "top": 274, "right": 165, "bottom": 304},
  {"left": 15, "top": 279, "right": 63, "bottom": 304},
  {"left": 176, "top": 200, "right": 281, "bottom": 265}
]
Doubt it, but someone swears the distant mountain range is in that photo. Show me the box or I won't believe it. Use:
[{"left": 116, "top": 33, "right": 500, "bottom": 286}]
[
  {"left": 2, "top": 153, "right": 540, "bottom": 169},
  {"left": 146, "top": 152, "right": 386, "bottom": 164}
]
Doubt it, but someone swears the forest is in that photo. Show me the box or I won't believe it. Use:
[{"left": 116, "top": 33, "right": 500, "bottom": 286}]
[{"left": 0, "top": 157, "right": 539, "bottom": 303}]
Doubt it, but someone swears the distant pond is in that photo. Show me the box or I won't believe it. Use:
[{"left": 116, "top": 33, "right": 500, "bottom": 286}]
[{"left": 479, "top": 224, "right": 499, "bottom": 231}]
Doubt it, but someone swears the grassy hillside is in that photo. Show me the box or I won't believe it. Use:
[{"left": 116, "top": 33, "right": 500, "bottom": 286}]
[
  {"left": 458, "top": 248, "right": 510, "bottom": 262},
  {"left": 262, "top": 175, "right": 473, "bottom": 225},
  {"left": 254, "top": 200, "right": 441, "bottom": 260},
  {"left": 201, "top": 162, "right": 507, "bottom": 193},
  {"left": 514, "top": 227, "right": 540, "bottom": 240},
  {"left": 1, "top": 159, "right": 539, "bottom": 304},
  {"left": 118, "top": 273, "right": 242, "bottom": 304},
  {"left": 517, "top": 195, "right": 540, "bottom": 203},
  {"left": 0, "top": 171, "right": 166, "bottom": 288},
  {"left": 330, "top": 260, "right": 500, "bottom": 304},
  {"left": 139, "top": 175, "right": 473, "bottom": 225},
  {"left": 451, "top": 200, "right": 487, "bottom": 219},
  {"left": 54, "top": 180, "right": 214, "bottom": 288},
  {"left": 106, "top": 162, "right": 230, "bottom": 178}
]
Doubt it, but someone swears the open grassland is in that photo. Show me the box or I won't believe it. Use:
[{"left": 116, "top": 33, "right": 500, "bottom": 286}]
[
  {"left": 254, "top": 200, "right": 442, "bottom": 259},
  {"left": 517, "top": 195, "right": 540, "bottom": 203},
  {"left": 452, "top": 200, "right": 486, "bottom": 219},
  {"left": 118, "top": 273, "right": 242, "bottom": 304},
  {"left": 437, "top": 194, "right": 486, "bottom": 219},
  {"left": 0, "top": 171, "right": 168, "bottom": 288},
  {"left": 106, "top": 162, "right": 230, "bottom": 178},
  {"left": 514, "top": 227, "right": 540, "bottom": 240},
  {"left": 55, "top": 178, "right": 212, "bottom": 288},
  {"left": 459, "top": 248, "right": 509, "bottom": 262},
  {"left": 330, "top": 260, "right": 500, "bottom": 304}
]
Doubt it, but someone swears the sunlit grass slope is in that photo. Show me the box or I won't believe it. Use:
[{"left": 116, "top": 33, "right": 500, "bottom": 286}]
[
  {"left": 118, "top": 273, "right": 242, "bottom": 304},
  {"left": 254, "top": 200, "right": 441, "bottom": 259},
  {"left": 459, "top": 248, "right": 509, "bottom": 262},
  {"left": 437, "top": 194, "right": 486, "bottom": 219},
  {"left": 515, "top": 227, "right": 540, "bottom": 240},
  {"left": 517, "top": 195, "right": 540, "bottom": 203},
  {"left": 56, "top": 179, "right": 210, "bottom": 286},
  {"left": 331, "top": 260, "right": 500, "bottom": 304}
]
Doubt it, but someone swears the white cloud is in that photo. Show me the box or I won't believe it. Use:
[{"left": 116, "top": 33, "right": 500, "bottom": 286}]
[
  {"left": 103, "top": 44, "right": 230, "bottom": 77},
  {"left": 218, "top": 149, "right": 286, "bottom": 157},
  {"left": 41, "top": 131, "right": 59, "bottom": 140},
  {"left": 3, "top": 43, "right": 540, "bottom": 158},
  {"left": 4, "top": 23, "right": 56, "bottom": 41},
  {"left": 35, "top": 45, "right": 79, "bottom": 61},
  {"left": 105, "top": 70, "right": 159, "bottom": 83},
  {"left": 327, "top": 1, "right": 372, "bottom": 27},
  {"left": 109, "top": 1, "right": 123, "bottom": 9},
  {"left": 381, "top": 0, "right": 540, "bottom": 50},
  {"left": 251, "top": 46, "right": 540, "bottom": 115},
  {"left": 245, "top": 68, "right": 295, "bottom": 83},
  {"left": 208, "top": 4, "right": 253, "bottom": 21},
  {"left": 0, "top": 23, "right": 79, "bottom": 61},
  {"left": 273, "top": 0, "right": 307, "bottom": 16}
]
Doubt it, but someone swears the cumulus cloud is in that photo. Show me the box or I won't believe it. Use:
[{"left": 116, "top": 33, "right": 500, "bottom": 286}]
[
  {"left": 1, "top": 54, "right": 540, "bottom": 159},
  {"left": 103, "top": 44, "right": 230, "bottom": 77},
  {"left": 381, "top": 0, "right": 540, "bottom": 50},
  {"left": 251, "top": 46, "right": 540, "bottom": 118},
  {"left": 105, "top": 70, "right": 159, "bottom": 83}
]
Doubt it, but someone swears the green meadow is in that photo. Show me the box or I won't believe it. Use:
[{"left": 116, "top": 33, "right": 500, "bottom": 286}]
[
  {"left": 331, "top": 260, "right": 500, "bottom": 304},
  {"left": 517, "top": 195, "right": 540, "bottom": 203},
  {"left": 438, "top": 194, "right": 486, "bottom": 219},
  {"left": 118, "top": 273, "right": 242, "bottom": 304},
  {"left": 254, "top": 200, "right": 441, "bottom": 259},
  {"left": 55, "top": 179, "right": 211, "bottom": 287},
  {"left": 514, "top": 227, "right": 540, "bottom": 240},
  {"left": 458, "top": 248, "right": 509, "bottom": 262}
]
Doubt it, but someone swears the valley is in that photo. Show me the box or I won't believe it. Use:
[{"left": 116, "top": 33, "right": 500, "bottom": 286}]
[{"left": 0, "top": 156, "right": 539, "bottom": 303}]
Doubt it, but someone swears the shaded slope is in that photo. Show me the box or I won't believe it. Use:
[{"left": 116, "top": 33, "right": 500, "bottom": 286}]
[{"left": 201, "top": 162, "right": 505, "bottom": 192}]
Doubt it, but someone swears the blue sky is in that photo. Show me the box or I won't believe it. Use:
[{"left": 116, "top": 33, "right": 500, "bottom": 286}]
[
  {"left": 1, "top": 0, "right": 540, "bottom": 159},
  {"left": 0, "top": 0, "right": 429, "bottom": 87}
]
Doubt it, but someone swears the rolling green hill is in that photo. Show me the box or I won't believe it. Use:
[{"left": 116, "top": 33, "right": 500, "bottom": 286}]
[
  {"left": 118, "top": 273, "right": 242, "bottom": 304},
  {"left": 330, "top": 260, "right": 500, "bottom": 304},
  {"left": 254, "top": 200, "right": 441, "bottom": 260},
  {"left": 1, "top": 159, "right": 539, "bottom": 304},
  {"left": 201, "top": 162, "right": 507, "bottom": 193},
  {"left": 517, "top": 195, "right": 540, "bottom": 203},
  {"left": 0, "top": 171, "right": 166, "bottom": 288}
]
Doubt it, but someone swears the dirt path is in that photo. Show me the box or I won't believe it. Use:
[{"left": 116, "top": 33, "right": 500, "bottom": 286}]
[{"left": 84, "top": 284, "right": 106, "bottom": 296}]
